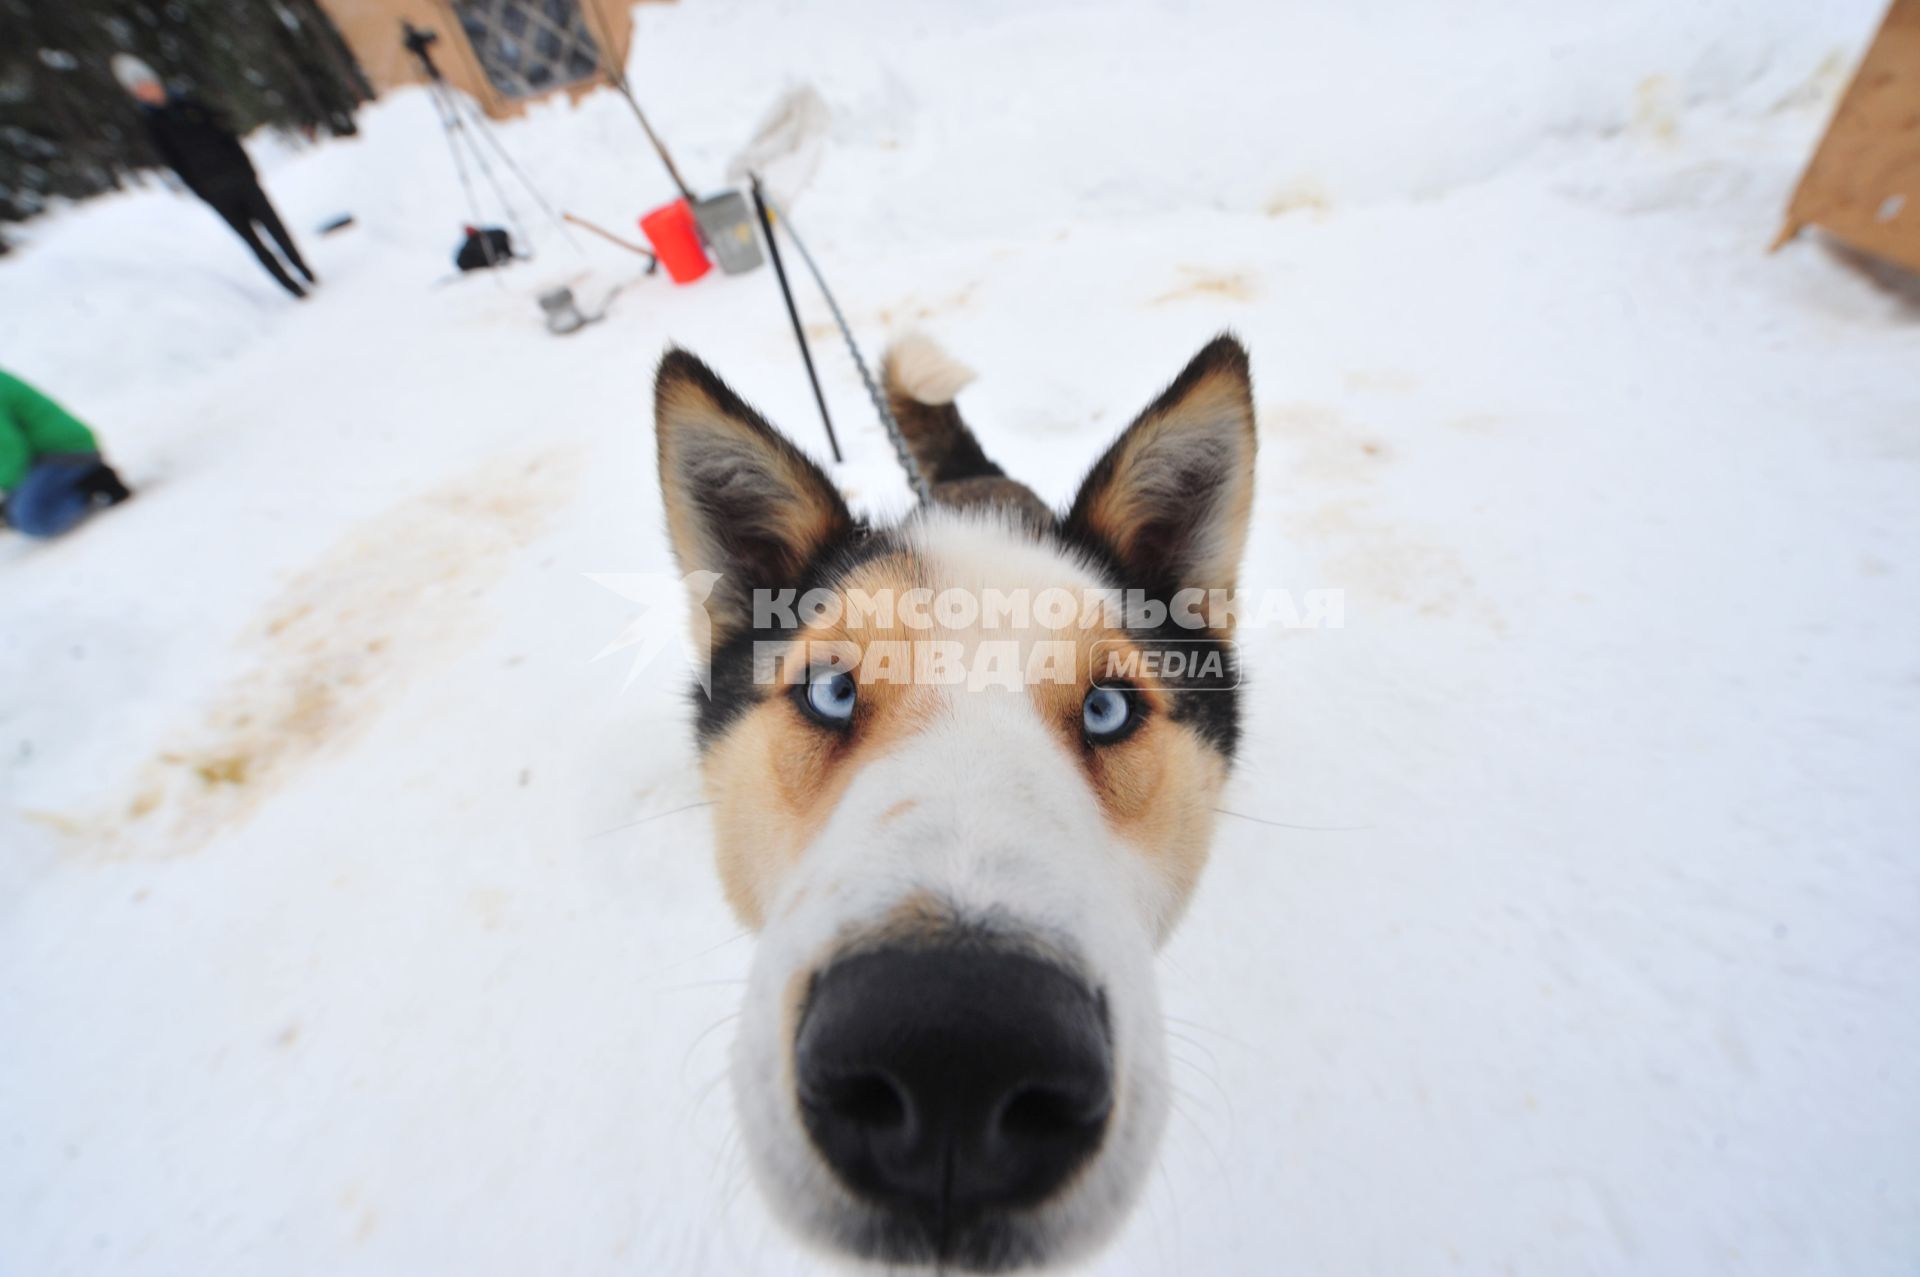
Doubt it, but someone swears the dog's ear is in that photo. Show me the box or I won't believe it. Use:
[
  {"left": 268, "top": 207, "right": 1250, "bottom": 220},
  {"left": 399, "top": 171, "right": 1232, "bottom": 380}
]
[
  {"left": 1064, "top": 335, "right": 1256, "bottom": 605},
  {"left": 656, "top": 349, "right": 853, "bottom": 639}
]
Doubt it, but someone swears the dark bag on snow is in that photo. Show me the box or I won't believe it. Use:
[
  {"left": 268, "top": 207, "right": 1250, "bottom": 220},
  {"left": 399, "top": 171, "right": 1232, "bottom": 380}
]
[{"left": 455, "top": 226, "right": 514, "bottom": 271}]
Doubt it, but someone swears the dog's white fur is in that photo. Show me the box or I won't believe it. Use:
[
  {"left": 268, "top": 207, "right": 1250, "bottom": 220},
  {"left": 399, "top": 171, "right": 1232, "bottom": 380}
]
[
  {"left": 885, "top": 332, "right": 979, "bottom": 405},
  {"left": 732, "top": 507, "right": 1176, "bottom": 1265},
  {"left": 658, "top": 333, "right": 1255, "bottom": 1271}
]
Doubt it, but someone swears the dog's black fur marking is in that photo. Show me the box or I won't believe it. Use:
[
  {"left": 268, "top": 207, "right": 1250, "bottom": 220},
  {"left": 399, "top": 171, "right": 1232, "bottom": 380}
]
[
  {"left": 1054, "top": 334, "right": 1252, "bottom": 761},
  {"left": 1053, "top": 534, "right": 1244, "bottom": 762},
  {"left": 890, "top": 394, "right": 1007, "bottom": 486},
  {"left": 691, "top": 520, "right": 1242, "bottom": 765},
  {"left": 1062, "top": 335, "right": 1250, "bottom": 529},
  {"left": 1059, "top": 334, "right": 1251, "bottom": 595},
  {"left": 692, "top": 523, "right": 893, "bottom": 750},
  {"left": 657, "top": 347, "right": 855, "bottom": 592},
  {"left": 676, "top": 335, "right": 1248, "bottom": 765}
]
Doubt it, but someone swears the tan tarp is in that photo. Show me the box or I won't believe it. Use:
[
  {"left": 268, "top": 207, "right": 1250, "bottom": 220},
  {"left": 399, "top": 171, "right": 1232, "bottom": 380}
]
[
  {"left": 1775, "top": 0, "right": 1920, "bottom": 271},
  {"left": 317, "top": 0, "right": 635, "bottom": 120}
]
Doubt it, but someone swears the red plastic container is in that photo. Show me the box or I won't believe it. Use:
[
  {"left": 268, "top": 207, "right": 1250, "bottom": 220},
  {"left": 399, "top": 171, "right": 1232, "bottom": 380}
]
[{"left": 640, "top": 198, "right": 712, "bottom": 284}]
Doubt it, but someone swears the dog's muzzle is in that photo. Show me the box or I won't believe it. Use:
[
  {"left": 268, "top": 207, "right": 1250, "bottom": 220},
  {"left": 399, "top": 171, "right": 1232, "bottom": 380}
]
[{"left": 795, "top": 942, "right": 1113, "bottom": 1266}]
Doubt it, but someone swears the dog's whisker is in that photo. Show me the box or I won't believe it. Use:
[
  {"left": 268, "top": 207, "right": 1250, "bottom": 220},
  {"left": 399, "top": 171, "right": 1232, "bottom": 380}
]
[
  {"left": 1166, "top": 1085, "right": 1238, "bottom": 1208},
  {"left": 649, "top": 976, "right": 750, "bottom": 995},
  {"left": 584, "top": 799, "right": 714, "bottom": 842},
  {"left": 651, "top": 337, "right": 1265, "bottom": 1267},
  {"left": 1167, "top": 1078, "right": 1217, "bottom": 1123},
  {"left": 1164, "top": 1026, "right": 1224, "bottom": 1078},
  {"left": 645, "top": 929, "right": 752, "bottom": 978},
  {"left": 706, "top": 1113, "right": 733, "bottom": 1198},
  {"left": 1164, "top": 1051, "right": 1224, "bottom": 1117},
  {"left": 1139, "top": 1151, "right": 1171, "bottom": 1274},
  {"left": 1154, "top": 1140, "right": 1187, "bottom": 1262},
  {"left": 1165, "top": 1028, "right": 1239, "bottom": 1128},
  {"left": 698, "top": 1120, "right": 748, "bottom": 1270},
  {"left": 684, "top": 1059, "right": 736, "bottom": 1130},
  {"left": 1164, "top": 1012, "right": 1264, "bottom": 1057},
  {"left": 716, "top": 1143, "right": 757, "bottom": 1259},
  {"left": 711, "top": 1123, "right": 742, "bottom": 1203},
  {"left": 679, "top": 1010, "right": 742, "bottom": 1089},
  {"left": 1213, "top": 806, "right": 1370, "bottom": 832}
]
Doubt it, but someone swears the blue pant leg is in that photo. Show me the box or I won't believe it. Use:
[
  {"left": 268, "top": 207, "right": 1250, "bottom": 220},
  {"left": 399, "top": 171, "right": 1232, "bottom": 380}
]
[{"left": 9, "top": 457, "right": 99, "bottom": 538}]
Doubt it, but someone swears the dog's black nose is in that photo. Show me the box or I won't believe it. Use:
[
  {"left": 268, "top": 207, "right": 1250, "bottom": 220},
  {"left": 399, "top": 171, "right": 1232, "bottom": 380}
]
[{"left": 795, "top": 944, "right": 1113, "bottom": 1226}]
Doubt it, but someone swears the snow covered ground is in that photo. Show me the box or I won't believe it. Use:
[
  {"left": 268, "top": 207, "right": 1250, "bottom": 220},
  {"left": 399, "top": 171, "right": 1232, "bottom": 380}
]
[{"left": 3, "top": 0, "right": 1917, "bottom": 1272}]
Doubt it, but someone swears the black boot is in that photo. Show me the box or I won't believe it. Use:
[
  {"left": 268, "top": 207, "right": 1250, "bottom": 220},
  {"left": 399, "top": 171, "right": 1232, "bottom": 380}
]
[{"left": 79, "top": 461, "right": 133, "bottom": 506}]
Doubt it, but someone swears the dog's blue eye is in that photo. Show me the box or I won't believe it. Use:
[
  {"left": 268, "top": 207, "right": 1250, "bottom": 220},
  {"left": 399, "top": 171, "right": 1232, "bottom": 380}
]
[
  {"left": 1082, "top": 686, "right": 1132, "bottom": 741},
  {"left": 804, "top": 668, "right": 858, "bottom": 724}
]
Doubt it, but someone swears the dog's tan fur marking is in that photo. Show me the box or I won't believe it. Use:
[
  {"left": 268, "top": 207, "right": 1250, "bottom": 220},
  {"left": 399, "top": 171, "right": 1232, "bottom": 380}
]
[
  {"left": 657, "top": 380, "right": 842, "bottom": 573},
  {"left": 656, "top": 360, "right": 852, "bottom": 635},
  {"left": 702, "top": 554, "right": 943, "bottom": 926},
  {"left": 866, "top": 890, "right": 961, "bottom": 947},
  {"left": 701, "top": 543, "right": 1226, "bottom": 928},
  {"left": 673, "top": 341, "right": 1252, "bottom": 938},
  {"left": 654, "top": 339, "right": 1258, "bottom": 1271},
  {"left": 1024, "top": 631, "right": 1225, "bottom": 917},
  {"left": 705, "top": 688, "right": 941, "bottom": 927},
  {"left": 1089, "top": 723, "right": 1224, "bottom": 924},
  {"left": 1070, "top": 347, "right": 1257, "bottom": 613}
]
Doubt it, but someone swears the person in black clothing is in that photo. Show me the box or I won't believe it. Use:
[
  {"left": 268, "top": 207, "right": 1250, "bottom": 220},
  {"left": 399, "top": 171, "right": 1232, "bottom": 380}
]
[{"left": 113, "top": 54, "right": 317, "bottom": 299}]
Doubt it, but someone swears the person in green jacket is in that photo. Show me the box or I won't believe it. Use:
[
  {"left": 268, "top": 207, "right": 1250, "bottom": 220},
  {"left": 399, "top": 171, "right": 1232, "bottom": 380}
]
[{"left": 0, "top": 369, "right": 133, "bottom": 538}]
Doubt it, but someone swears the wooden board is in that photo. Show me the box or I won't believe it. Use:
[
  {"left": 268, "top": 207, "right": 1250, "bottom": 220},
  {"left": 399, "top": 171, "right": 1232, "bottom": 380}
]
[
  {"left": 1775, "top": 0, "right": 1920, "bottom": 272},
  {"left": 317, "top": 0, "right": 639, "bottom": 121}
]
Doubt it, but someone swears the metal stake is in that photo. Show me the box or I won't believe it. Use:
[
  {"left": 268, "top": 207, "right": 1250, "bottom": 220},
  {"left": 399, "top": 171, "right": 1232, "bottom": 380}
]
[{"left": 749, "top": 174, "right": 841, "bottom": 463}]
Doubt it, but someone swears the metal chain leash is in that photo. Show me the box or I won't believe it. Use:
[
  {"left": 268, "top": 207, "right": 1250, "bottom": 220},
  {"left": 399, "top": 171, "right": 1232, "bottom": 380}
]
[{"left": 757, "top": 191, "right": 934, "bottom": 505}]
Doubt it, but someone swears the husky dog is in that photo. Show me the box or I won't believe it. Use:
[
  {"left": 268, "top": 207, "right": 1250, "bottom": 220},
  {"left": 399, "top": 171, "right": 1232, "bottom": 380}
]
[{"left": 654, "top": 334, "right": 1255, "bottom": 1272}]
